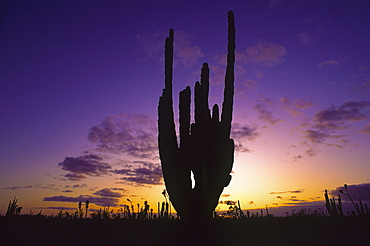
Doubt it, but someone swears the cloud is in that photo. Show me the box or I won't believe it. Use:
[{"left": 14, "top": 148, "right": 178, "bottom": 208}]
[
  {"left": 351, "top": 78, "right": 370, "bottom": 95},
  {"left": 235, "top": 79, "right": 257, "bottom": 99},
  {"left": 88, "top": 114, "right": 158, "bottom": 159},
  {"left": 291, "top": 154, "right": 303, "bottom": 162},
  {"left": 136, "top": 30, "right": 203, "bottom": 69},
  {"left": 231, "top": 123, "right": 259, "bottom": 153},
  {"left": 317, "top": 60, "right": 340, "bottom": 69},
  {"left": 305, "top": 147, "right": 318, "bottom": 157},
  {"left": 44, "top": 195, "right": 119, "bottom": 207},
  {"left": 174, "top": 30, "right": 204, "bottom": 68},
  {"left": 298, "top": 30, "right": 321, "bottom": 45},
  {"left": 254, "top": 98, "right": 283, "bottom": 125},
  {"left": 71, "top": 184, "right": 87, "bottom": 189},
  {"left": 112, "top": 161, "right": 163, "bottom": 186},
  {"left": 359, "top": 123, "right": 370, "bottom": 134},
  {"left": 314, "top": 101, "right": 370, "bottom": 123},
  {"left": 64, "top": 173, "right": 87, "bottom": 181},
  {"left": 303, "top": 129, "right": 330, "bottom": 144},
  {"left": 298, "top": 17, "right": 325, "bottom": 45},
  {"left": 245, "top": 41, "right": 286, "bottom": 67},
  {"left": 329, "top": 183, "right": 370, "bottom": 202},
  {"left": 58, "top": 154, "right": 111, "bottom": 181},
  {"left": 57, "top": 115, "right": 159, "bottom": 186},
  {"left": 299, "top": 100, "right": 370, "bottom": 153},
  {"left": 4, "top": 183, "right": 59, "bottom": 191},
  {"left": 93, "top": 188, "right": 125, "bottom": 198},
  {"left": 280, "top": 97, "right": 315, "bottom": 117},
  {"left": 312, "top": 101, "right": 369, "bottom": 134},
  {"left": 269, "top": 189, "right": 305, "bottom": 195}
]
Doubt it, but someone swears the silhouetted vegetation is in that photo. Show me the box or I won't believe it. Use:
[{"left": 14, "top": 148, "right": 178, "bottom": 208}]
[
  {"left": 325, "top": 184, "right": 370, "bottom": 216},
  {"left": 1, "top": 192, "right": 370, "bottom": 245},
  {"left": 5, "top": 197, "right": 22, "bottom": 217},
  {"left": 158, "top": 10, "right": 236, "bottom": 220}
]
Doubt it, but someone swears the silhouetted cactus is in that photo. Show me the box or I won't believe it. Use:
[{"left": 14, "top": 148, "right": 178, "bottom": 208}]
[{"left": 158, "top": 11, "right": 236, "bottom": 220}]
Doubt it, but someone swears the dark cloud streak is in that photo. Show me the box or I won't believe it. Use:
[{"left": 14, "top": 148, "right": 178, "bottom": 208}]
[
  {"left": 329, "top": 183, "right": 370, "bottom": 202},
  {"left": 58, "top": 154, "right": 111, "bottom": 181},
  {"left": 43, "top": 195, "right": 120, "bottom": 207},
  {"left": 270, "top": 189, "right": 305, "bottom": 195},
  {"left": 93, "top": 188, "right": 125, "bottom": 198},
  {"left": 112, "top": 161, "right": 163, "bottom": 186}
]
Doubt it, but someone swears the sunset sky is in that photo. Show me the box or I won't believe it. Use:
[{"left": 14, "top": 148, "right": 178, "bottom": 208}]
[{"left": 1, "top": 0, "right": 369, "bottom": 216}]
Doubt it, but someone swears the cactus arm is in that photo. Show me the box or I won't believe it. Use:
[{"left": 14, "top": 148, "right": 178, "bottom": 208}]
[
  {"left": 179, "top": 86, "right": 191, "bottom": 149},
  {"left": 158, "top": 29, "right": 182, "bottom": 212},
  {"left": 221, "top": 10, "right": 235, "bottom": 138},
  {"left": 178, "top": 86, "right": 192, "bottom": 192}
]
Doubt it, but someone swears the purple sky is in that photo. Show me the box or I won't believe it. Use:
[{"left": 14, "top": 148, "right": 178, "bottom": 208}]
[{"left": 1, "top": 0, "right": 369, "bottom": 215}]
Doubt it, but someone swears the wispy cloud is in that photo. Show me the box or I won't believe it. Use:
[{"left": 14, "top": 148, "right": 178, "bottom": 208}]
[
  {"left": 291, "top": 154, "right": 303, "bottom": 162},
  {"left": 254, "top": 97, "right": 283, "bottom": 125},
  {"left": 4, "top": 183, "right": 59, "bottom": 191},
  {"left": 136, "top": 30, "right": 203, "bottom": 69},
  {"left": 303, "top": 129, "right": 331, "bottom": 144},
  {"left": 298, "top": 30, "right": 320, "bottom": 45},
  {"left": 270, "top": 188, "right": 305, "bottom": 195},
  {"left": 315, "top": 101, "right": 370, "bottom": 123},
  {"left": 292, "top": 100, "right": 370, "bottom": 161},
  {"left": 351, "top": 78, "right": 370, "bottom": 96},
  {"left": 235, "top": 79, "right": 257, "bottom": 99},
  {"left": 359, "top": 123, "right": 370, "bottom": 134},
  {"left": 56, "top": 114, "right": 163, "bottom": 187},
  {"left": 304, "top": 100, "right": 370, "bottom": 145},
  {"left": 280, "top": 97, "right": 315, "bottom": 117},
  {"left": 317, "top": 60, "right": 340, "bottom": 69},
  {"left": 231, "top": 123, "right": 259, "bottom": 153},
  {"left": 245, "top": 41, "right": 286, "bottom": 67},
  {"left": 298, "top": 16, "right": 325, "bottom": 45},
  {"left": 88, "top": 114, "right": 158, "bottom": 159},
  {"left": 270, "top": 189, "right": 308, "bottom": 203}
]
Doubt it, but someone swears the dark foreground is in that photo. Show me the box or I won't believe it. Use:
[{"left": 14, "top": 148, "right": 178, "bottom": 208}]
[{"left": 1, "top": 216, "right": 369, "bottom": 246}]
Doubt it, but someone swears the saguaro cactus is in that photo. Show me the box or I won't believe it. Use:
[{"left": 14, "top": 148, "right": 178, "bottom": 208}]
[{"left": 158, "top": 11, "right": 235, "bottom": 220}]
